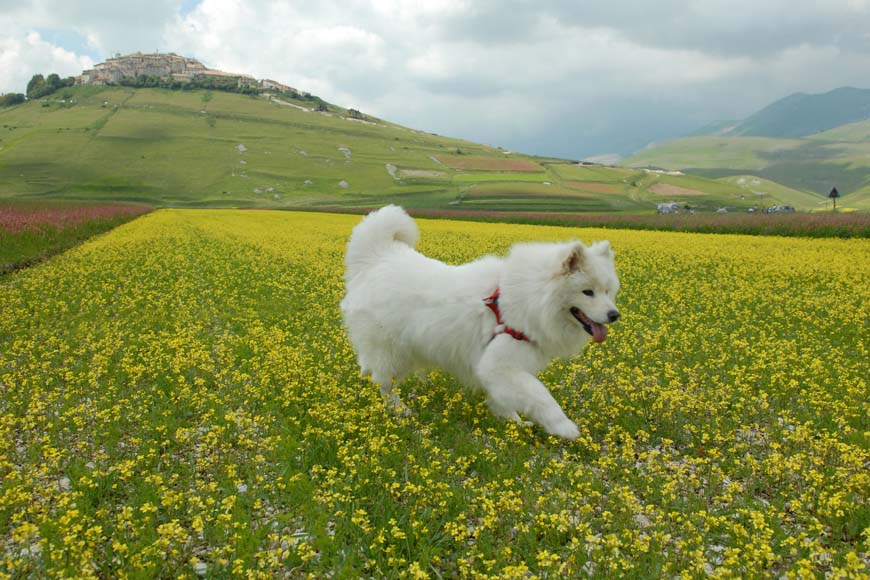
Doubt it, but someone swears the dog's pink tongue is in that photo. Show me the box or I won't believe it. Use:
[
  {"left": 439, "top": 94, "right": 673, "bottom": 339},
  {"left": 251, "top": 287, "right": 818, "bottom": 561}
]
[{"left": 591, "top": 322, "right": 608, "bottom": 343}]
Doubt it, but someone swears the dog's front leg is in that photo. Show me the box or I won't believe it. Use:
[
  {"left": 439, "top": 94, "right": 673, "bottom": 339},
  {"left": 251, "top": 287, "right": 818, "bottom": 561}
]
[{"left": 476, "top": 340, "right": 580, "bottom": 440}]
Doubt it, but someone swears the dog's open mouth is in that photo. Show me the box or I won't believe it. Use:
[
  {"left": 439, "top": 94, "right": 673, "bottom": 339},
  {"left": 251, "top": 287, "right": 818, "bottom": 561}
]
[{"left": 570, "top": 307, "right": 608, "bottom": 343}]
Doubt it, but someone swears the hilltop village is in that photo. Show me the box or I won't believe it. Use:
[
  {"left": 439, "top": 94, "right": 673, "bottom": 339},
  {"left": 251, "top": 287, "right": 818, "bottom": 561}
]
[{"left": 77, "top": 52, "right": 303, "bottom": 95}]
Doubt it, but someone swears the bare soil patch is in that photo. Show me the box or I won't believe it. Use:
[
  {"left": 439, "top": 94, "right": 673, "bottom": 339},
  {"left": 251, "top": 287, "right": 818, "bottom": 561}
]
[
  {"left": 651, "top": 184, "right": 706, "bottom": 196},
  {"left": 469, "top": 184, "right": 589, "bottom": 198},
  {"left": 564, "top": 181, "right": 621, "bottom": 194},
  {"left": 398, "top": 169, "right": 447, "bottom": 178},
  {"left": 435, "top": 155, "right": 542, "bottom": 172}
]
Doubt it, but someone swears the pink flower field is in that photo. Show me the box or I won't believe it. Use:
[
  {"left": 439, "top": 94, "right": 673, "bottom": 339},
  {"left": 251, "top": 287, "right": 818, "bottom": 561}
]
[
  {"left": 1, "top": 200, "right": 153, "bottom": 275},
  {"left": 0, "top": 202, "right": 152, "bottom": 233}
]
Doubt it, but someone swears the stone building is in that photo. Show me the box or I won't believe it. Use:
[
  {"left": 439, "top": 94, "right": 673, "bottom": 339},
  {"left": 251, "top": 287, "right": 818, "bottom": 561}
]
[
  {"left": 261, "top": 79, "right": 302, "bottom": 95},
  {"left": 77, "top": 52, "right": 256, "bottom": 87}
]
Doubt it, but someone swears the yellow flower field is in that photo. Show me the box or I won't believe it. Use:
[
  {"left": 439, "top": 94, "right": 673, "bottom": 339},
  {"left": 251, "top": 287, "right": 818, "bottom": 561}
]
[{"left": 0, "top": 209, "right": 868, "bottom": 579}]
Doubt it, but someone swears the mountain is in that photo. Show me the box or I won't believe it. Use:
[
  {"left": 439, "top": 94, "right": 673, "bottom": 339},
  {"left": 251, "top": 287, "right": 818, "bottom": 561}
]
[
  {"left": 727, "top": 87, "right": 870, "bottom": 138},
  {"left": 622, "top": 87, "right": 870, "bottom": 210},
  {"left": 685, "top": 119, "right": 740, "bottom": 137}
]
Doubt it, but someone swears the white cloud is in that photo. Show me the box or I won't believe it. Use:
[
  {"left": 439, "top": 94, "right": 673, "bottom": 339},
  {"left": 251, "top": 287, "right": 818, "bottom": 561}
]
[{"left": 0, "top": 31, "right": 93, "bottom": 93}]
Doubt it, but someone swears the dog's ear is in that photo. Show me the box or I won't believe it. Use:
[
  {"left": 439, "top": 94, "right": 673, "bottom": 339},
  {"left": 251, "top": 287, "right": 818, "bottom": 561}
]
[
  {"left": 562, "top": 243, "right": 586, "bottom": 274},
  {"left": 593, "top": 240, "right": 615, "bottom": 260}
]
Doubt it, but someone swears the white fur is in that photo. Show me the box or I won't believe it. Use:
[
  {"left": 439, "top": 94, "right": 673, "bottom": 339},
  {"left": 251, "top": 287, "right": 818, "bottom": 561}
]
[{"left": 340, "top": 205, "right": 620, "bottom": 439}]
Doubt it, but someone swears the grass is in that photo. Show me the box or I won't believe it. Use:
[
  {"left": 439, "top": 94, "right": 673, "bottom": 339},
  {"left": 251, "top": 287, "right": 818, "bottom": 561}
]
[
  {"left": 0, "top": 86, "right": 835, "bottom": 213},
  {"left": 625, "top": 136, "right": 804, "bottom": 171},
  {"left": 1, "top": 209, "right": 867, "bottom": 578},
  {"left": 452, "top": 172, "right": 550, "bottom": 183},
  {"left": 624, "top": 134, "right": 870, "bottom": 208},
  {"left": 0, "top": 199, "right": 152, "bottom": 274},
  {"left": 717, "top": 175, "right": 830, "bottom": 210},
  {"left": 808, "top": 118, "right": 870, "bottom": 143}
]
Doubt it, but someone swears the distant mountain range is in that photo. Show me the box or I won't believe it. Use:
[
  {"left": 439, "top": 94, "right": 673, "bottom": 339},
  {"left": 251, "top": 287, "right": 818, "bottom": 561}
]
[
  {"left": 624, "top": 87, "right": 870, "bottom": 209},
  {"left": 696, "top": 87, "right": 870, "bottom": 139}
]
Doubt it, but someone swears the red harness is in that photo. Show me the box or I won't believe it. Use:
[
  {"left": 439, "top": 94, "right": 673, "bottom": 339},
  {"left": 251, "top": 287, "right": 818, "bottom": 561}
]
[{"left": 483, "top": 288, "right": 531, "bottom": 342}]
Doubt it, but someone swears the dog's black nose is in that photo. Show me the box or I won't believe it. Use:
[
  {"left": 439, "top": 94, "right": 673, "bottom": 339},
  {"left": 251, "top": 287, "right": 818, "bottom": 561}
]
[{"left": 607, "top": 310, "right": 620, "bottom": 323}]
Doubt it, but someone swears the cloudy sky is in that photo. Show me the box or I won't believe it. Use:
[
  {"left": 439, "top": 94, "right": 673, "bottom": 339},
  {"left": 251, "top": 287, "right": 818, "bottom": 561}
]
[{"left": 1, "top": 0, "right": 869, "bottom": 159}]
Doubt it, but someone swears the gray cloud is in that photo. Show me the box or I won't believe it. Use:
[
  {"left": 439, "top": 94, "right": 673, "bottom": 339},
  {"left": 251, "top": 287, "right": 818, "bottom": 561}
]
[{"left": 436, "top": 1, "right": 870, "bottom": 57}]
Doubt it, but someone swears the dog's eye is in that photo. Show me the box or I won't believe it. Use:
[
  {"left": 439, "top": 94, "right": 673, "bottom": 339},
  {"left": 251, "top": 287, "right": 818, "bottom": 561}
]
[{"left": 582, "top": 289, "right": 594, "bottom": 297}]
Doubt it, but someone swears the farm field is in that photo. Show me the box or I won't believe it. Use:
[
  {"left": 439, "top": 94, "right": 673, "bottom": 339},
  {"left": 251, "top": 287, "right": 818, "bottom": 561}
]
[{"left": 0, "top": 210, "right": 868, "bottom": 578}]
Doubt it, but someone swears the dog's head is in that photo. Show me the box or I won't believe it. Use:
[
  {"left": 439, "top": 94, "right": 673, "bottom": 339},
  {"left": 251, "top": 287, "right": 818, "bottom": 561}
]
[
  {"left": 558, "top": 241, "right": 620, "bottom": 344},
  {"left": 500, "top": 242, "right": 619, "bottom": 356},
  {"left": 502, "top": 240, "right": 620, "bottom": 351}
]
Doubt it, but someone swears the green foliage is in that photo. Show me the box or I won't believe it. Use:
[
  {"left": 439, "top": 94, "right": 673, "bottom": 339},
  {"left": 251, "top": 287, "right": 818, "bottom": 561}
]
[
  {"left": 116, "top": 74, "right": 262, "bottom": 96},
  {"left": 26, "top": 73, "right": 75, "bottom": 99},
  {"left": 0, "top": 93, "right": 25, "bottom": 107},
  {"left": 26, "top": 74, "right": 44, "bottom": 98}
]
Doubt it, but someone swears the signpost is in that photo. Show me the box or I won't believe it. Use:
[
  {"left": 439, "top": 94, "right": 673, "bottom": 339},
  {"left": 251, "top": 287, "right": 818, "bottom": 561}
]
[{"left": 828, "top": 187, "right": 840, "bottom": 210}]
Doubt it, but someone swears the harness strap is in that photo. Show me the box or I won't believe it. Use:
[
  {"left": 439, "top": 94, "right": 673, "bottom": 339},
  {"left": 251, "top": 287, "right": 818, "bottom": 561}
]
[{"left": 483, "top": 288, "right": 531, "bottom": 342}]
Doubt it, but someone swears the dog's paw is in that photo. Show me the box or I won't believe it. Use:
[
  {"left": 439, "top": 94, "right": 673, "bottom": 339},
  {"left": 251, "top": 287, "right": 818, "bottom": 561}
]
[{"left": 546, "top": 418, "right": 580, "bottom": 441}]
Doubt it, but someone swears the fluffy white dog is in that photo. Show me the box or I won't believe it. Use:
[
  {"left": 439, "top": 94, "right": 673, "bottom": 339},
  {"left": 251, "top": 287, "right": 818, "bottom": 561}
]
[{"left": 340, "top": 205, "right": 620, "bottom": 440}]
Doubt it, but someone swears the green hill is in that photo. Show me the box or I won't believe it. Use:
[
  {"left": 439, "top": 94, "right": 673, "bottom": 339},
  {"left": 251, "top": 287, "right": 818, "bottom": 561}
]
[
  {"left": 808, "top": 118, "right": 870, "bottom": 142},
  {"left": 624, "top": 87, "right": 870, "bottom": 211},
  {"left": 625, "top": 134, "right": 869, "bottom": 209},
  {"left": 0, "top": 85, "right": 827, "bottom": 212}
]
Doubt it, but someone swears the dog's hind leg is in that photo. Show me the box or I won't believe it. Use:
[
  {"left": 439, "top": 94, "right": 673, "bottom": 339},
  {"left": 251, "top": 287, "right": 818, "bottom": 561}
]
[
  {"left": 368, "top": 351, "right": 414, "bottom": 417},
  {"left": 357, "top": 356, "right": 372, "bottom": 379},
  {"left": 414, "top": 368, "right": 430, "bottom": 386},
  {"left": 353, "top": 317, "right": 415, "bottom": 416},
  {"left": 372, "top": 372, "right": 412, "bottom": 417}
]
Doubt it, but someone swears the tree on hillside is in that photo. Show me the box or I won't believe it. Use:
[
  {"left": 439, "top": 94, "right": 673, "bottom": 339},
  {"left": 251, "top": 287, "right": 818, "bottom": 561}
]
[
  {"left": 26, "top": 73, "right": 75, "bottom": 99},
  {"left": 0, "top": 93, "right": 26, "bottom": 107},
  {"left": 26, "top": 74, "right": 45, "bottom": 98}
]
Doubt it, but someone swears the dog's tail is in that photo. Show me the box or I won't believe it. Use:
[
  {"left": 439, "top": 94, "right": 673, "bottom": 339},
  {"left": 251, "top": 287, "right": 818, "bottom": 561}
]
[{"left": 345, "top": 205, "right": 419, "bottom": 280}]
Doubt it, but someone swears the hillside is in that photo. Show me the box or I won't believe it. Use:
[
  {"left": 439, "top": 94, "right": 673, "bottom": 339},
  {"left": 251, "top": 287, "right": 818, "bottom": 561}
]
[
  {"left": 0, "top": 85, "right": 822, "bottom": 212},
  {"left": 625, "top": 134, "right": 869, "bottom": 210},
  {"left": 624, "top": 87, "right": 870, "bottom": 211}
]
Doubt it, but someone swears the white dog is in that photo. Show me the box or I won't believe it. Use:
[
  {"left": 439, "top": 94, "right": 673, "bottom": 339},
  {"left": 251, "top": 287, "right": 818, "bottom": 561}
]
[{"left": 340, "top": 205, "right": 620, "bottom": 440}]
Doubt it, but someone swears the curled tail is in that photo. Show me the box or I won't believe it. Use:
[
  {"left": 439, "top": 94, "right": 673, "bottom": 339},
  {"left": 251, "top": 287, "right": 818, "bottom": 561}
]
[{"left": 345, "top": 205, "right": 419, "bottom": 281}]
